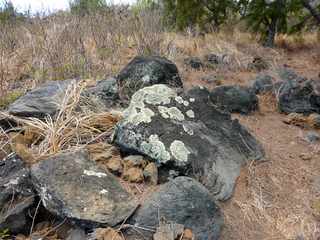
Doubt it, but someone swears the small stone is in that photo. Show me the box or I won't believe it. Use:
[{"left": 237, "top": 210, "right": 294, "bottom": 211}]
[
  {"left": 123, "top": 155, "right": 147, "bottom": 169},
  {"left": 123, "top": 167, "right": 144, "bottom": 183},
  {"left": 300, "top": 153, "right": 312, "bottom": 161},
  {"left": 143, "top": 162, "right": 158, "bottom": 185},
  {"left": 305, "top": 131, "right": 320, "bottom": 143},
  {"left": 307, "top": 113, "right": 320, "bottom": 128},
  {"left": 184, "top": 57, "right": 203, "bottom": 70}
]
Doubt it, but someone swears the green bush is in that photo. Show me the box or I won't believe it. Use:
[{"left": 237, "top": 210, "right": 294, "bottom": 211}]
[{"left": 69, "top": 0, "right": 107, "bottom": 15}]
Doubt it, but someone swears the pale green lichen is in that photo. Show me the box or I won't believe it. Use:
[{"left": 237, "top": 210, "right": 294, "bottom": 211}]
[
  {"left": 183, "top": 124, "right": 194, "bottom": 135},
  {"left": 186, "top": 110, "right": 195, "bottom": 118},
  {"left": 123, "top": 85, "right": 177, "bottom": 125},
  {"left": 175, "top": 96, "right": 189, "bottom": 106},
  {"left": 170, "top": 140, "right": 190, "bottom": 162},
  {"left": 158, "top": 106, "right": 185, "bottom": 121},
  {"left": 141, "top": 135, "right": 171, "bottom": 163}
]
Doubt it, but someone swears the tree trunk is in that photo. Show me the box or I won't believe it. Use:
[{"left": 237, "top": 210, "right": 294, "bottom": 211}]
[
  {"left": 264, "top": 17, "right": 277, "bottom": 47},
  {"left": 302, "top": 0, "right": 320, "bottom": 25}
]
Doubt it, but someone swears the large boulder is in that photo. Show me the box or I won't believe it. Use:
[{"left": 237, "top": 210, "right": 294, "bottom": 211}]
[
  {"left": 209, "top": 85, "right": 259, "bottom": 114},
  {"left": 116, "top": 56, "right": 182, "bottom": 100},
  {"left": 128, "top": 177, "right": 223, "bottom": 240},
  {"left": 8, "top": 80, "right": 75, "bottom": 118},
  {"left": 113, "top": 84, "right": 264, "bottom": 200},
  {"left": 277, "top": 73, "right": 320, "bottom": 114},
  {"left": 0, "top": 154, "right": 35, "bottom": 233},
  {"left": 30, "top": 149, "right": 137, "bottom": 228}
]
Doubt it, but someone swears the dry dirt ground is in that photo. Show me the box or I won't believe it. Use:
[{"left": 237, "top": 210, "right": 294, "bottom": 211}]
[{"left": 216, "top": 49, "right": 320, "bottom": 240}]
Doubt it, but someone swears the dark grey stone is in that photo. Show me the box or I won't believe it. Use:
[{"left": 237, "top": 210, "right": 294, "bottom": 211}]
[
  {"left": 114, "top": 84, "right": 264, "bottom": 200},
  {"left": 0, "top": 153, "right": 35, "bottom": 233},
  {"left": 210, "top": 85, "right": 259, "bottom": 114},
  {"left": 30, "top": 149, "right": 138, "bottom": 229},
  {"left": 116, "top": 56, "right": 182, "bottom": 100},
  {"left": 184, "top": 57, "right": 203, "bottom": 70},
  {"left": 277, "top": 77, "right": 320, "bottom": 114},
  {"left": 252, "top": 74, "right": 274, "bottom": 94},
  {"left": 8, "top": 80, "right": 75, "bottom": 118},
  {"left": 305, "top": 131, "right": 320, "bottom": 143},
  {"left": 128, "top": 177, "right": 223, "bottom": 240}
]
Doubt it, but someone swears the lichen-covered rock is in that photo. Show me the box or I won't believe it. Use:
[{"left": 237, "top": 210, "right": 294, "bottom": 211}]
[
  {"left": 8, "top": 80, "right": 75, "bottom": 118},
  {"left": 0, "top": 154, "right": 35, "bottom": 233},
  {"left": 116, "top": 56, "right": 182, "bottom": 100},
  {"left": 114, "top": 84, "right": 264, "bottom": 200},
  {"left": 210, "top": 85, "right": 259, "bottom": 114},
  {"left": 30, "top": 149, "right": 137, "bottom": 228},
  {"left": 127, "top": 177, "right": 223, "bottom": 240}
]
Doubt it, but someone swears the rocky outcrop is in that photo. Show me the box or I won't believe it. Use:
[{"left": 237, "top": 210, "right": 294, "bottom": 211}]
[
  {"left": 128, "top": 177, "right": 223, "bottom": 240},
  {"left": 30, "top": 149, "right": 137, "bottom": 228},
  {"left": 116, "top": 56, "right": 182, "bottom": 100},
  {"left": 114, "top": 84, "right": 264, "bottom": 200},
  {"left": 210, "top": 85, "right": 259, "bottom": 114}
]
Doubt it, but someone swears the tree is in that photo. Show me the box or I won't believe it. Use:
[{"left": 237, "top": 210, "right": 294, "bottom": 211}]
[
  {"left": 162, "top": 0, "right": 236, "bottom": 31},
  {"left": 0, "top": 0, "right": 17, "bottom": 23},
  {"left": 244, "top": 0, "right": 296, "bottom": 47},
  {"left": 69, "top": 0, "right": 107, "bottom": 15},
  {"left": 201, "top": 0, "right": 237, "bottom": 30}
]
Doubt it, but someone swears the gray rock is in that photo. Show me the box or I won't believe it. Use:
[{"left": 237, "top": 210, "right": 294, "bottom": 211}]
[
  {"left": 252, "top": 74, "right": 274, "bottom": 94},
  {"left": 0, "top": 153, "right": 35, "bottom": 233},
  {"left": 128, "top": 177, "right": 223, "bottom": 240},
  {"left": 116, "top": 56, "right": 182, "bottom": 100},
  {"left": 8, "top": 80, "right": 75, "bottom": 118},
  {"left": 210, "top": 85, "right": 259, "bottom": 114},
  {"left": 305, "top": 131, "right": 320, "bottom": 143},
  {"left": 114, "top": 84, "right": 264, "bottom": 200},
  {"left": 184, "top": 57, "right": 203, "bottom": 70},
  {"left": 84, "top": 77, "right": 120, "bottom": 107},
  {"left": 30, "top": 149, "right": 137, "bottom": 228},
  {"left": 277, "top": 76, "right": 320, "bottom": 114}
]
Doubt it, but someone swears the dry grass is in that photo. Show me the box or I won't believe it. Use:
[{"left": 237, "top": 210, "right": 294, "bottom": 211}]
[{"left": 0, "top": 81, "right": 121, "bottom": 163}]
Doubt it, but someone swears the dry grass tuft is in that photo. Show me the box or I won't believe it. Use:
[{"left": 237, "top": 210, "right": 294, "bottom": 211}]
[{"left": 0, "top": 81, "right": 121, "bottom": 162}]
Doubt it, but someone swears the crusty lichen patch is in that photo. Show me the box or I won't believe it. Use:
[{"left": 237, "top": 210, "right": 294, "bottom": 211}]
[
  {"left": 186, "top": 110, "right": 195, "bottom": 118},
  {"left": 170, "top": 140, "right": 190, "bottom": 162},
  {"left": 158, "top": 106, "right": 185, "bottom": 121},
  {"left": 123, "top": 85, "right": 177, "bottom": 125},
  {"left": 183, "top": 124, "right": 194, "bottom": 135},
  {"left": 141, "top": 134, "right": 171, "bottom": 163}
]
